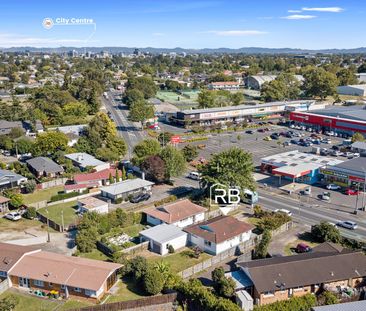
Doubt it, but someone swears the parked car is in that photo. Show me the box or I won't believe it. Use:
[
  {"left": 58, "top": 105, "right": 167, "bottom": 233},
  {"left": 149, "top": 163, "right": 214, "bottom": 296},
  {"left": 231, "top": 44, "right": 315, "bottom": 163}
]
[
  {"left": 321, "top": 191, "right": 331, "bottom": 201},
  {"left": 274, "top": 209, "right": 292, "bottom": 216},
  {"left": 188, "top": 171, "right": 201, "bottom": 180},
  {"left": 326, "top": 184, "right": 341, "bottom": 190},
  {"left": 303, "top": 187, "right": 311, "bottom": 195},
  {"left": 270, "top": 133, "right": 279, "bottom": 140},
  {"left": 337, "top": 221, "right": 358, "bottom": 230},
  {"left": 4, "top": 212, "right": 22, "bottom": 221},
  {"left": 245, "top": 130, "right": 254, "bottom": 134},
  {"left": 296, "top": 243, "right": 312, "bottom": 253},
  {"left": 263, "top": 136, "right": 272, "bottom": 141},
  {"left": 345, "top": 188, "right": 359, "bottom": 196},
  {"left": 290, "top": 139, "right": 298, "bottom": 145},
  {"left": 129, "top": 193, "right": 151, "bottom": 203}
]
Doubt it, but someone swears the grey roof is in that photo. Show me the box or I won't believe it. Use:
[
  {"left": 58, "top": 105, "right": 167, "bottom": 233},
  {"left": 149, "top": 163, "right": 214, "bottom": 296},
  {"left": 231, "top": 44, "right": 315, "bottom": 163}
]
[
  {"left": 27, "top": 157, "right": 64, "bottom": 174},
  {"left": 331, "top": 157, "right": 366, "bottom": 172},
  {"left": 309, "top": 106, "right": 366, "bottom": 122},
  {"left": 140, "top": 223, "right": 187, "bottom": 244},
  {"left": 351, "top": 141, "right": 366, "bottom": 150},
  {"left": 311, "top": 300, "right": 366, "bottom": 311},
  {"left": 101, "top": 178, "right": 154, "bottom": 196},
  {"left": 65, "top": 153, "right": 106, "bottom": 168},
  {"left": 237, "top": 243, "right": 366, "bottom": 293},
  {"left": 0, "top": 169, "right": 27, "bottom": 186},
  {"left": 180, "top": 100, "right": 315, "bottom": 115}
]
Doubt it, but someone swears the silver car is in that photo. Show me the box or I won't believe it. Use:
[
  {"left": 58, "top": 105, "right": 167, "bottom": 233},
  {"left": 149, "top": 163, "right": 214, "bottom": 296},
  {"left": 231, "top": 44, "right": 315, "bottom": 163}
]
[{"left": 337, "top": 221, "right": 358, "bottom": 230}]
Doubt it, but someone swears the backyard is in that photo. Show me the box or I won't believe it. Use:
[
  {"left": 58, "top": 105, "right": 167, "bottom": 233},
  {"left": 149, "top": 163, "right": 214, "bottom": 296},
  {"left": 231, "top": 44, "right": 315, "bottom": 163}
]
[
  {"left": 106, "top": 278, "right": 147, "bottom": 303},
  {"left": 23, "top": 186, "right": 64, "bottom": 205},
  {"left": 0, "top": 290, "right": 91, "bottom": 311},
  {"left": 37, "top": 201, "right": 80, "bottom": 226}
]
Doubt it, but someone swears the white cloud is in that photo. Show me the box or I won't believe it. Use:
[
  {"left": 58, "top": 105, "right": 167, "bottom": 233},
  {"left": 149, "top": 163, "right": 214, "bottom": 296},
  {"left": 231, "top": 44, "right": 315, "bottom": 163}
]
[
  {"left": 282, "top": 14, "right": 317, "bottom": 20},
  {"left": 302, "top": 7, "right": 344, "bottom": 13},
  {"left": 204, "top": 30, "right": 267, "bottom": 36},
  {"left": 0, "top": 33, "right": 96, "bottom": 47},
  {"left": 288, "top": 10, "right": 302, "bottom": 13}
]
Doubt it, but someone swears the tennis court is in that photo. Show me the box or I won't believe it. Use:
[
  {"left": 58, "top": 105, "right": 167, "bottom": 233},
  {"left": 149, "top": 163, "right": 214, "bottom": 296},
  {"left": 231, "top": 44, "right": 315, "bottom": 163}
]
[{"left": 156, "top": 90, "right": 199, "bottom": 109}]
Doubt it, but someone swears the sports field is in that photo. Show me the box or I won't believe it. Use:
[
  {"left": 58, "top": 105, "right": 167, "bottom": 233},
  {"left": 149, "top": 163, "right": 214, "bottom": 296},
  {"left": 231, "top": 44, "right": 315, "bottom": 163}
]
[{"left": 156, "top": 90, "right": 199, "bottom": 109}]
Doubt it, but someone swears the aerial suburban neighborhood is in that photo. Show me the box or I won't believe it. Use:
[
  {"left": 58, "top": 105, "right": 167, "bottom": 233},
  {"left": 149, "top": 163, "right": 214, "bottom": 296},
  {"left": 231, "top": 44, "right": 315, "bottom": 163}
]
[{"left": 0, "top": 1, "right": 366, "bottom": 311}]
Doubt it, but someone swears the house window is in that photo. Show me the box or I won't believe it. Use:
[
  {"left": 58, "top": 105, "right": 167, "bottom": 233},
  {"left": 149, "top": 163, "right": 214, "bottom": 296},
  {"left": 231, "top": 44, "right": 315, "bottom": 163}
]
[
  {"left": 0, "top": 271, "right": 6, "bottom": 277},
  {"left": 85, "top": 289, "right": 96, "bottom": 297},
  {"left": 74, "top": 287, "right": 81, "bottom": 292},
  {"left": 61, "top": 285, "right": 66, "bottom": 290},
  {"left": 204, "top": 240, "right": 212, "bottom": 246},
  {"left": 34, "top": 280, "right": 44, "bottom": 287},
  {"left": 293, "top": 286, "right": 304, "bottom": 292},
  {"left": 263, "top": 290, "right": 275, "bottom": 297}
]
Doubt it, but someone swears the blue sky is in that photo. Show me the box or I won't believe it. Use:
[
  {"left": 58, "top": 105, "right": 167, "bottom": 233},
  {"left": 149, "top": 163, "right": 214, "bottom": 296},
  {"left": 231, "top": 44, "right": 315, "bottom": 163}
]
[{"left": 0, "top": 1, "right": 364, "bottom": 49}]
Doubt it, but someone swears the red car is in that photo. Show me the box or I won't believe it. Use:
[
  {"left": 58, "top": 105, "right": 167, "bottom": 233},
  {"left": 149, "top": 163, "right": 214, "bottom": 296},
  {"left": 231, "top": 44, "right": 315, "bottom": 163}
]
[{"left": 345, "top": 189, "right": 359, "bottom": 196}]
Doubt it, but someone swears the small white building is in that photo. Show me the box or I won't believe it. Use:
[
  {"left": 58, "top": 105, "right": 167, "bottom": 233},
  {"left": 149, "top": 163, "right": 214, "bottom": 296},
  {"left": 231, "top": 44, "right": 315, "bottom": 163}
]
[
  {"left": 184, "top": 216, "right": 254, "bottom": 255},
  {"left": 77, "top": 196, "right": 109, "bottom": 214},
  {"left": 337, "top": 84, "right": 366, "bottom": 96},
  {"left": 140, "top": 223, "right": 187, "bottom": 255},
  {"left": 144, "top": 199, "right": 207, "bottom": 228},
  {"left": 100, "top": 178, "right": 154, "bottom": 203}
]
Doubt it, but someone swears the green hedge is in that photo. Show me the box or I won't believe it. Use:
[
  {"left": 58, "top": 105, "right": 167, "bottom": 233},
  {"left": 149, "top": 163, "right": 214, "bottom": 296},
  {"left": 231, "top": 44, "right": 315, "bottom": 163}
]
[
  {"left": 253, "top": 294, "right": 317, "bottom": 311},
  {"left": 49, "top": 190, "right": 88, "bottom": 202}
]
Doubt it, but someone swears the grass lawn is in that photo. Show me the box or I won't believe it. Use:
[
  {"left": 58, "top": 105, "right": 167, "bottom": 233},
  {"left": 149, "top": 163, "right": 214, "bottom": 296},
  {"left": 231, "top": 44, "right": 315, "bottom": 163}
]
[
  {"left": 148, "top": 248, "right": 212, "bottom": 273},
  {"left": 107, "top": 278, "right": 147, "bottom": 303},
  {"left": 0, "top": 217, "right": 45, "bottom": 232},
  {"left": 284, "top": 232, "right": 319, "bottom": 256},
  {"left": 246, "top": 216, "right": 261, "bottom": 227},
  {"left": 0, "top": 290, "right": 91, "bottom": 311},
  {"left": 122, "top": 224, "right": 146, "bottom": 238},
  {"left": 37, "top": 201, "right": 79, "bottom": 226},
  {"left": 23, "top": 186, "right": 64, "bottom": 205},
  {"left": 78, "top": 249, "right": 110, "bottom": 261}
]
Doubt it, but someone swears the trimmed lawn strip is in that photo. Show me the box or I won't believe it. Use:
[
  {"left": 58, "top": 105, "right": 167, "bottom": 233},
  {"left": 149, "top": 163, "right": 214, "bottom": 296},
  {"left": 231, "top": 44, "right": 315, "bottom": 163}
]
[
  {"left": 122, "top": 224, "right": 146, "bottom": 238},
  {"left": 107, "top": 278, "right": 147, "bottom": 303},
  {"left": 0, "top": 218, "right": 45, "bottom": 232},
  {"left": 23, "top": 186, "right": 64, "bottom": 205},
  {"left": 78, "top": 249, "right": 110, "bottom": 261},
  {"left": 37, "top": 201, "right": 79, "bottom": 226},
  {"left": 148, "top": 248, "right": 212, "bottom": 273}
]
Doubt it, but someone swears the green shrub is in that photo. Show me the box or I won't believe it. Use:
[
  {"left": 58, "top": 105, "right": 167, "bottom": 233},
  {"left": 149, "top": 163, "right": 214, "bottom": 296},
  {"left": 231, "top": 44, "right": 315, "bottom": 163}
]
[
  {"left": 168, "top": 244, "right": 175, "bottom": 253},
  {"left": 154, "top": 195, "right": 177, "bottom": 207},
  {"left": 25, "top": 206, "right": 37, "bottom": 219},
  {"left": 253, "top": 294, "right": 316, "bottom": 311},
  {"left": 50, "top": 190, "right": 88, "bottom": 202},
  {"left": 143, "top": 268, "right": 165, "bottom": 295}
]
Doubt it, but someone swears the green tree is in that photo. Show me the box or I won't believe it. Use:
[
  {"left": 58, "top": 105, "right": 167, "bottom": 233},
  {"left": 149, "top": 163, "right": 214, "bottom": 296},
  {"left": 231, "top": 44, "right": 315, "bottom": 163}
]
[
  {"left": 255, "top": 230, "right": 271, "bottom": 259},
  {"left": 133, "top": 139, "right": 161, "bottom": 165},
  {"left": 337, "top": 68, "right": 357, "bottom": 86},
  {"left": 199, "top": 147, "right": 255, "bottom": 197},
  {"left": 158, "top": 132, "right": 174, "bottom": 146},
  {"left": 8, "top": 127, "right": 24, "bottom": 139},
  {"left": 6, "top": 193, "right": 24, "bottom": 208},
  {"left": 311, "top": 221, "right": 341, "bottom": 243},
  {"left": 125, "top": 256, "right": 149, "bottom": 281},
  {"left": 182, "top": 144, "right": 199, "bottom": 162},
  {"left": 351, "top": 132, "right": 365, "bottom": 143},
  {"left": 303, "top": 67, "right": 338, "bottom": 100},
  {"left": 125, "top": 76, "right": 158, "bottom": 99},
  {"left": 25, "top": 206, "right": 37, "bottom": 219},
  {"left": 109, "top": 172, "right": 114, "bottom": 184},
  {"left": 33, "top": 131, "right": 68, "bottom": 156},
  {"left": 143, "top": 268, "right": 165, "bottom": 295},
  {"left": 123, "top": 88, "right": 145, "bottom": 107},
  {"left": 115, "top": 168, "right": 120, "bottom": 182},
  {"left": 218, "top": 277, "right": 236, "bottom": 298},
  {"left": 198, "top": 89, "right": 216, "bottom": 108},
  {"left": 319, "top": 291, "right": 339, "bottom": 305},
  {"left": 24, "top": 180, "right": 36, "bottom": 194},
  {"left": 159, "top": 145, "right": 186, "bottom": 180},
  {"left": 261, "top": 73, "right": 301, "bottom": 102},
  {"left": 13, "top": 138, "right": 34, "bottom": 155},
  {"left": 75, "top": 226, "right": 98, "bottom": 253},
  {"left": 129, "top": 99, "right": 155, "bottom": 128}
]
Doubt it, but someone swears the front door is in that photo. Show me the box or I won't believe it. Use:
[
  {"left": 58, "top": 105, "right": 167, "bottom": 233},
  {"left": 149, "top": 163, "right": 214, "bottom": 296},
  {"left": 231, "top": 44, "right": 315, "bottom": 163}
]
[{"left": 19, "top": 277, "right": 30, "bottom": 288}]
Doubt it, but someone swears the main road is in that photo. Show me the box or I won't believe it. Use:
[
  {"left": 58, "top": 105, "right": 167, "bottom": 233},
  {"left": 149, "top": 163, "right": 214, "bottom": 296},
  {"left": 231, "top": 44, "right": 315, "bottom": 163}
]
[{"left": 102, "top": 89, "right": 145, "bottom": 156}]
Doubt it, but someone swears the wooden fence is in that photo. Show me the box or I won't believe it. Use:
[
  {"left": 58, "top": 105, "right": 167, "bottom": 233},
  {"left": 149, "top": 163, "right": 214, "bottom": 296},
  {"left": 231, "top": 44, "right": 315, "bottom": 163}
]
[
  {"left": 70, "top": 292, "right": 178, "bottom": 311},
  {"left": 96, "top": 241, "right": 149, "bottom": 257},
  {"left": 37, "top": 178, "right": 68, "bottom": 190}
]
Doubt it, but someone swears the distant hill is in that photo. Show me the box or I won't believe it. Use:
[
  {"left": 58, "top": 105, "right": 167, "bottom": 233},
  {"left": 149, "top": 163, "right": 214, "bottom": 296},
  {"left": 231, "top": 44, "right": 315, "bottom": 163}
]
[{"left": 2, "top": 46, "right": 366, "bottom": 55}]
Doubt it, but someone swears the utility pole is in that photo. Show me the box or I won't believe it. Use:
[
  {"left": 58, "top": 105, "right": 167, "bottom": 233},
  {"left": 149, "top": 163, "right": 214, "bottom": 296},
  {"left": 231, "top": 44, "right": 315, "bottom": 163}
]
[{"left": 61, "top": 210, "right": 65, "bottom": 232}]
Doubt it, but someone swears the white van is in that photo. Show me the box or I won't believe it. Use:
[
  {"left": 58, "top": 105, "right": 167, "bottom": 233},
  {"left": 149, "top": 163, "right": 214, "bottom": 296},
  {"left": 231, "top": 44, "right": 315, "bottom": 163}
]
[{"left": 188, "top": 172, "right": 201, "bottom": 180}]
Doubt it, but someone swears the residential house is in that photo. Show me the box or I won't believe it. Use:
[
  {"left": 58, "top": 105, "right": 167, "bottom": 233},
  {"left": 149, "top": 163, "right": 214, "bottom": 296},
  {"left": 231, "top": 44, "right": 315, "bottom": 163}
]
[
  {"left": 0, "top": 242, "right": 121, "bottom": 301},
  {"left": 0, "top": 195, "right": 10, "bottom": 213},
  {"left": 184, "top": 216, "right": 254, "bottom": 255},
  {"left": 0, "top": 243, "right": 38, "bottom": 282},
  {"left": 65, "top": 153, "right": 110, "bottom": 172},
  {"left": 0, "top": 169, "right": 27, "bottom": 191},
  {"left": 73, "top": 168, "right": 122, "bottom": 187},
  {"left": 100, "top": 178, "right": 154, "bottom": 203},
  {"left": 235, "top": 242, "right": 366, "bottom": 306},
  {"left": 26, "top": 157, "right": 64, "bottom": 178},
  {"left": 0, "top": 120, "right": 43, "bottom": 137},
  {"left": 77, "top": 197, "right": 109, "bottom": 214},
  {"left": 140, "top": 224, "right": 187, "bottom": 255},
  {"left": 144, "top": 199, "right": 207, "bottom": 228}
]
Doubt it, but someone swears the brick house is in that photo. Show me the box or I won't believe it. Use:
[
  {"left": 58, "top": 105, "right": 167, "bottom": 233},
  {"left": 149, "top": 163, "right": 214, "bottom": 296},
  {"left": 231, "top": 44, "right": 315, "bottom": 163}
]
[
  {"left": 235, "top": 243, "right": 366, "bottom": 306},
  {"left": 0, "top": 243, "right": 121, "bottom": 301}
]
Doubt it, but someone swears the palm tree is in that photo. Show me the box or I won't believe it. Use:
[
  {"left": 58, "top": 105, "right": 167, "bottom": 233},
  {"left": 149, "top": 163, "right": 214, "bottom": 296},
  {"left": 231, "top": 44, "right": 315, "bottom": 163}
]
[{"left": 154, "top": 261, "right": 170, "bottom": 276}]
